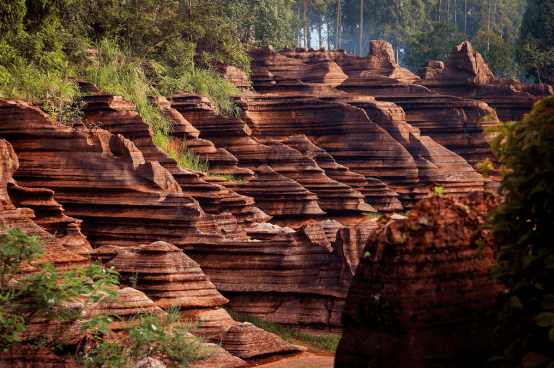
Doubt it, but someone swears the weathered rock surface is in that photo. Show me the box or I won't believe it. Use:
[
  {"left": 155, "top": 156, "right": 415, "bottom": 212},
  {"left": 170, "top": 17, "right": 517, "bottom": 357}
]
[
  {"left": 221, "top": 322, "right": 307, "bottom": 358},
  {"left": 0, "top": 345, "right": 81, "bottom": 368},
  {"left": 182, "top": 308, "right": 239, "bottom": 342},
  {"left": 81, "top": 93, "right": 260, "bottom": 223},
  {"left": 226, "top": 166, "right": 325, "bottom": 216},
  {"left": 106, "top": 241, "right": 229, "bottom": 309},
  {"left": 0, "top": 99, "right": 360, "bottom": 329},
  {"left": 417, "top": 42, "right": 553, "bottom": 122},
  {"left": 249, "top": 45, "right": 348, "bottom": 87},
  {"left": 335, "top": 191, "right": 504, "bottom": 367},
  {"left": 0, "top": 138, "right": 87, "bottom": 269},
  {"left": 192, "top": 344, "right": 245, "bottom": 368},
  {"left": 171, "top": 93, "right": 373, "bottom": 213}
]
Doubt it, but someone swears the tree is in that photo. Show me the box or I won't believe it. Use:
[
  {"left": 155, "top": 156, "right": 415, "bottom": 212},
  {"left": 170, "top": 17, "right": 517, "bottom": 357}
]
[
  {"left": 471, "top": 29, "right": 523, "bottom": 78},
  {"left": 215, "top": 0, "right": 297, "bottom": 51},
  {"left": 405, "top": 21, "right": 467, "bottom": 71},
  {"left": 515, "top": 0, "right": 554, "bottom": 83},
  {"left": 479, "top": 95, "right": 554, "bottom": 368}
]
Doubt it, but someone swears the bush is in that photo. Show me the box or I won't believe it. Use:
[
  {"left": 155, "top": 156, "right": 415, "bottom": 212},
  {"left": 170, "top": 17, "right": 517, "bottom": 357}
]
[
  {"left": 480, "top": 96, "right": 554, "bottom": 367},
  {"left": 79, "top": 304, "right": 213, "bottom": 368},
  {"left": 0, "top": 225, "right": 120, "bottom": 352}
]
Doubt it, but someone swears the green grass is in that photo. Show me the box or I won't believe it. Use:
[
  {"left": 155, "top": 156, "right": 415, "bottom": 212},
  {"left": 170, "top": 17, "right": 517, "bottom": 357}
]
[
  {"left": 363, "top": 212, "right": 383, "bottom": 219},
  {"left": 226, "top": 309, "right": 340, "bottom": 353},
  {"left": 78, "top": 39, "right": 174, "bottom": 136},
  {"left": 158, "top": 67, "right": 242, "bottom": 117}
]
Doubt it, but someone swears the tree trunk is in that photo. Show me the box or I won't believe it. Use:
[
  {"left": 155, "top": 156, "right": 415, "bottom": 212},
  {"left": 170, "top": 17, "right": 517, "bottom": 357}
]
[
  {"left": 360, "top": 0, "right": 363, "bottom": 55},
  {"left": 454, "top": 0, "right": 458, "bottom": 27},
  {"left": 487, "top": 0, "right": 491, "bottom": 55},
  {"left": 327, "top": 14, "right": 331, "bottom": 49},
  {"left": 304, "top": 0, "right": 308, "bottom": 47},
  {"left": 438, "top": 0, "right": 441, "bottom": 21},
  {"left": 464, "top": 0, "right": 467, "bottom": 33},
  {"left": 336, "top": 0, "right": 341, "bottom": 49},
  {"left": 319, "top": 17, "right": 322, "bottom": 48}
]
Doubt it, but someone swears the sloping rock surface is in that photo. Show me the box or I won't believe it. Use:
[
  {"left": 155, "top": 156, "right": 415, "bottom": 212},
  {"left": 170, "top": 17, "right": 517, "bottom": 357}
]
[
  {"left": 221, "top": 322, "right": 307, "bottom": 359},
  {"left": 106, "top": 241, "right": 229, "bottom": 308}
]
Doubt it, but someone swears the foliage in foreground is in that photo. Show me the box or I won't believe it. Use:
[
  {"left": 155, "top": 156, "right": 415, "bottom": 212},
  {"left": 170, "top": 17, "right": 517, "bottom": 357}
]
[
  {"left": 0, "top": 225, "right": 119, "bottom": 352},
  {"left": 79, "top": 305, "right": 212, "bottom": 368},
  {"left": 226, "top": 309, "right": 340, "bottom": 353},
  {"left": 479, "top": 96, "right": 554, "bottom": 367},
  {"left": 0, "top": 225, "right": 212, "bottom": 367}
]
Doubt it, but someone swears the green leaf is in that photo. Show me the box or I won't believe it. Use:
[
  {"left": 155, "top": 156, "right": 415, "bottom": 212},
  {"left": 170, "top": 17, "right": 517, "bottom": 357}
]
[
  {"left": 535, "top": 312, "right": 554, "bottom": 327},
  {"left": 510, "top": 296, "right": 524, "bottom": 309},
  {"left": 549, "top": 328, "right": 554, "bottom": 342}
]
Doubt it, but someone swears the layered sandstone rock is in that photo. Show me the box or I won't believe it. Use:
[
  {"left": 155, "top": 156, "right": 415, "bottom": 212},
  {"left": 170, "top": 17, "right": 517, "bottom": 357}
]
[
  {"left": 0, "top": 99, "right": 358, "bottom": 328},
  {"left": 192, "top": 344, "right": 245, "bottom": 368},
  {"left": 81, "top": 94, "right": 260, "bottom": 222},
  {"left": 239, "top": 92, "right": 420, "bottom": 206},
  {"left": 0, "top": 98, "right": 230, "bottom": 249},
  {"left": 417, "top": 42, "right": 553, "bottom": 122},
  {"left": 171, "top": 93, "right": 374, "bottom": 212},
  {"left": 221, "top": 322, "right": 307, "bottom": 358},
  {"left": 182, "top": 308, "right": 239, "bottom": 342},
  {"left": 0, "top": 138, "right": 87, "bottom": 269},
  {"left": 249, "top": 45, "right": 348, "bottom": 87},
  {"left": 335, "top": 191, "right": 504, "bottom": 367},
  {"left": 0, "top": 345, "right": 81, "bottom": 368},
  {"left": 225, "top": 166, "right": 326, "bottom": 216},
  {"left": 106, "top": 241, "right": 229, "bottom": 309}
]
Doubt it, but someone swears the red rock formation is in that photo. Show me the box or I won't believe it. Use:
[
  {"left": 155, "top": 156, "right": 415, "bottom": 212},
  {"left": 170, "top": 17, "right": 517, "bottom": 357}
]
[
  {"left": 239, "top": 92, "right": 421, "bottom": 206},
  {"left": 171, "top": 93, "right": 374, "bottom": 213},
  {"left": 182, "top": 308, "right": 239, "bottom": 342},
  {"left": 277, "top": 41, "right": 419, "bottom": 83},
  {"left": 192, "top": 343, "right": 245, "bottom": 368},
  {"left": 1, "top": 99, "right": 360, "bottom": 328},
  {"left": 417, "top": 42, "right": 553, "bottom": 122},
  {"left": 0, "top": 345, "right": 81, "bottom": 368},
  {"left": 335, "top": 191, "right": 504, "bottom": 367},
  {"left": 225, "top": 166, "right": 326, "bottom": 216},
  {"left": 0, "top": 138, "right": 87, "bottom": 269},
  {"left": 106, "top": 241, "right": 229, "bottom": 309},
  {"left": 81, "top": 94, "right": 261, "bottom": 223},
  {"left": 249, "top": 45, "right": 348, "bottom": 87},
  {"left": 221, "top": 322, "right": 307, "bottom": 358}
]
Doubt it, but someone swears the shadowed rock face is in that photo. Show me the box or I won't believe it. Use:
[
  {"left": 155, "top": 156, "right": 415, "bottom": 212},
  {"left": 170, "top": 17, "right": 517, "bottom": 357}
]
[
  {"left": 0, "top": 346, "right": 81, "bottom": 368},
  {"left": 335, "top": 191, "right": 504, "bottom": 368},
  {"left": 0, "top": 137, "right": 88, "bottom": 269}
]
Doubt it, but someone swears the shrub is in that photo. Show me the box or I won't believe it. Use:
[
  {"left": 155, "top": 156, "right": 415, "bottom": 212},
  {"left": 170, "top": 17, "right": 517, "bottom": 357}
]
[
  {"left": 480, "top": 96, "right": 554, "bottom": 367},
  {"left": 80, "top": 304, "right": 213, "bottom": 368},
  {"left": 0, "top": 225, "right": 120, "bottom": 352}
]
